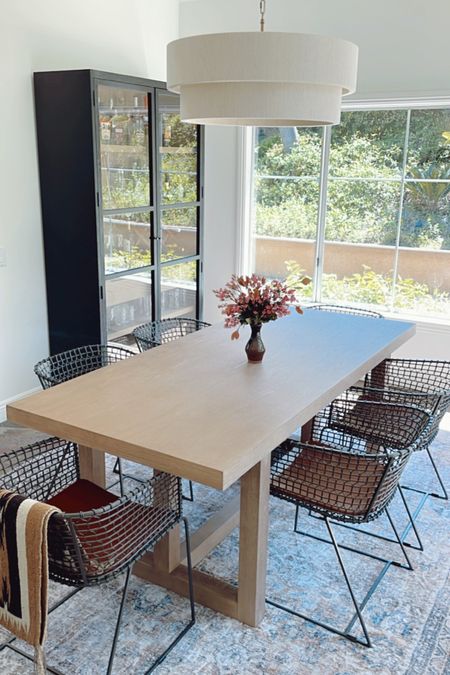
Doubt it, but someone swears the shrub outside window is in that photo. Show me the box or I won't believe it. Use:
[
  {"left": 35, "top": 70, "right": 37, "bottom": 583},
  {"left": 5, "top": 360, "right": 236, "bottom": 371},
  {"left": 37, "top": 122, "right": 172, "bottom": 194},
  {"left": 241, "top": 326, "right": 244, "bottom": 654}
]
[{"left": 252, "top": 106, "right": 450, "bottom": 319}]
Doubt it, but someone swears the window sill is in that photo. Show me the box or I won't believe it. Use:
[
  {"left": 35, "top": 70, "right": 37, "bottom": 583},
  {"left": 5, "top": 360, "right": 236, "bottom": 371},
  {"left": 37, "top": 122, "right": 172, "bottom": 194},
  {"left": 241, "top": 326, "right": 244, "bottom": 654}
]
[{"left": 302, "top": 303, "right": 450, "bottom": 330}]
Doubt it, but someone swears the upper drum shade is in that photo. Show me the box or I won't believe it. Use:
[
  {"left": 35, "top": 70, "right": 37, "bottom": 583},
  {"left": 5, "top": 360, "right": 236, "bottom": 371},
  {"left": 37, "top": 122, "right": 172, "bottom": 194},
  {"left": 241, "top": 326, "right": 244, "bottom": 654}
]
[{"left": 167, "top": 32, "right": 358, "bottom": 126}]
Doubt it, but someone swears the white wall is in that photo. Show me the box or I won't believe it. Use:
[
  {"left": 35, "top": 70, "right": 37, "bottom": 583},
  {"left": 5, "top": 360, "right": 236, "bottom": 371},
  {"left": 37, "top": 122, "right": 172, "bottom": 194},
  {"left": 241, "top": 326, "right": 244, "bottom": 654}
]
[
  {"left": 0, "top": 0, "right": 179, "bottom": 416},
  {"left": 180, "top": 0, "right": 450, "bottom": 358},
  {"left": 202, "top": 127, "right": 240, "bottom": 320}
]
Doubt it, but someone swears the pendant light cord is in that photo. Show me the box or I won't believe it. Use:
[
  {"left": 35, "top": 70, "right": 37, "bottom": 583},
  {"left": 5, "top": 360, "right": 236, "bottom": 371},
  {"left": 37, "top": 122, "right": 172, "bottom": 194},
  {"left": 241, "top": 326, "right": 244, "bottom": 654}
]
[{"left": 259, "top": 0, "right": 266, "bottom": 32}]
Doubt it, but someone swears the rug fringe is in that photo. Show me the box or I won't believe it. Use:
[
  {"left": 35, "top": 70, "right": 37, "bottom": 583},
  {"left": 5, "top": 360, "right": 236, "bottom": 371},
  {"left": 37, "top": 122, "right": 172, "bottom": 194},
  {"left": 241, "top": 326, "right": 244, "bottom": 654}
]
[{"left": 35, "top": 644, "right": 47, "bottom": 675}]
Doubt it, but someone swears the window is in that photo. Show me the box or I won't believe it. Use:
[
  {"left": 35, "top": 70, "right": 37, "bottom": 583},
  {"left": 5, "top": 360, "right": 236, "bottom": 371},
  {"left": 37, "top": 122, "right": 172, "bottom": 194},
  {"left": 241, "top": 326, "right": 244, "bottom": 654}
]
[{"left": 251, "top": 105, "right": 450, "bottom": 319}]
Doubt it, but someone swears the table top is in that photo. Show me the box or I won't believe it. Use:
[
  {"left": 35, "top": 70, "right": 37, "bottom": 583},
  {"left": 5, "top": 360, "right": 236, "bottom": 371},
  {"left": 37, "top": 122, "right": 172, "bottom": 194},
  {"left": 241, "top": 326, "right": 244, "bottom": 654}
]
[{"left": 7, "top": 311, "right": 415, "bottom": 490}]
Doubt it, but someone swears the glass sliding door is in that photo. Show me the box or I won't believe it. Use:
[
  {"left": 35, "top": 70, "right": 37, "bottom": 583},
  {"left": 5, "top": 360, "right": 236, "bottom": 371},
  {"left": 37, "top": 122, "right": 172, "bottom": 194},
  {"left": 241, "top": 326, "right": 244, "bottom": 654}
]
[{"left": 157, "top": 90, "right": 203, "bottom": 321}]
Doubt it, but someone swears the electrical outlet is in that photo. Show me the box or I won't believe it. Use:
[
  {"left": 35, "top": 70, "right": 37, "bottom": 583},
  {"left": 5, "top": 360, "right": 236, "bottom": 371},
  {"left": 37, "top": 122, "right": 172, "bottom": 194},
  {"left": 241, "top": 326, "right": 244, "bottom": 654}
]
[{"left": 0, "top": 248, "right": 6, "bottom": 267}]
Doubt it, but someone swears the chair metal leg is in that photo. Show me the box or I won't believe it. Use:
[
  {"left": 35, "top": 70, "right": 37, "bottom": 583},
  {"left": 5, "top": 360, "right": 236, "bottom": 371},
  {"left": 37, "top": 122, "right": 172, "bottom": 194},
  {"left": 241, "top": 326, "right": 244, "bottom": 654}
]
[
  {"left": 324, "top": 518, "right": 372, "bottom": 646},
  {"left": 0, "top": 587, "right": 82, "bottom": 673},
  {"left": 400, "top": 445, "right": 448, "bottom": 501},
  {"left": 182, "top": 480, "right": 195, "bottom": 502},
  {"left": 294, "top": 507, "right": 412, "bottom": 570},
  {"left": 112, "top": 457, "right": 120, "bottom": 476},
  {"left": 294, "top": 504, "right": 300, "bottom": 532},
  {"left": 144, "top": 517, "right": 196, "bottom": 674},
  {"left": 397, "top": 485, "right": 425, "bottom": 551},
  {"left": 425, "top": 446, "right": 448, "bottom": 500},
  {"left": 344, "top": 506, "right": 414, "bottom": 635},
  {"left": 268, "top": 516, "right": 371, "bottom": 647},
  {"left": 106, "top": 567, "right": 132, "bottom": 675},
  {"left": 385, "top": 508, "right": 413, "bottom": 571},
  {"left": 306, "top": 484, "right": 426, "bottom": 552},
  {"left": 110, "top": 458, "right": 146, "bottom": 489},
  {"left": 117, "top": 458, "right": 124, "bottom": 497}
]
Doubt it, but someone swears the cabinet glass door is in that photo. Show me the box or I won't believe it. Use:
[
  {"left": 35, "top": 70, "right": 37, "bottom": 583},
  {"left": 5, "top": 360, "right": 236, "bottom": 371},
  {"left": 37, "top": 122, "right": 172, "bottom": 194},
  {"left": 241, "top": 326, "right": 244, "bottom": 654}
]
[
  {"left": 97, "top": 82, "right": 155, "bottom": 345},
  {"left": 98, "top": 85, "right": 151, "bottom": 210},
  {"left": 157, "top": 91, "right": 202, "bottom": 320},
  {"left": 96, "top": 83, "right": 203, "bottom": 345},
  {"left": 105, "top": 270, "right": 153, "bottom": 340}
]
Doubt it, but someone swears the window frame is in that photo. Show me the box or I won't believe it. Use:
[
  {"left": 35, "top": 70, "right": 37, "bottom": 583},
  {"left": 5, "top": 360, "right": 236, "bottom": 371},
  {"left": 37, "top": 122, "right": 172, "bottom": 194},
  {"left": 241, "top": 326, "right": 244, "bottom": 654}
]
[{"left": 241, "top": 96, "right": 450, "bottom": 323}]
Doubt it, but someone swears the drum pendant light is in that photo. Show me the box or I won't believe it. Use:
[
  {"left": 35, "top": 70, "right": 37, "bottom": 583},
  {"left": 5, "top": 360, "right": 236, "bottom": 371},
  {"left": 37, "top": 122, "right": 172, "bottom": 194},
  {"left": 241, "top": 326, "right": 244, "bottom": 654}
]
[{"left": 166, "top": 0, "right": 358, "bottom": 126}]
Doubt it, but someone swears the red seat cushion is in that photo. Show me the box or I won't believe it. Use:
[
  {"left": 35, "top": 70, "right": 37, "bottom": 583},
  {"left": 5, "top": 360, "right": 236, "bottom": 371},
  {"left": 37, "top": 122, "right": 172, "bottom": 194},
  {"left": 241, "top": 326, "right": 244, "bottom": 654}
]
[
  {"left": 46, "top": 479, "right": 178, "bottom": 581},
  {"left": 46, "top": 479, "right": 117, "bottom": 512}
]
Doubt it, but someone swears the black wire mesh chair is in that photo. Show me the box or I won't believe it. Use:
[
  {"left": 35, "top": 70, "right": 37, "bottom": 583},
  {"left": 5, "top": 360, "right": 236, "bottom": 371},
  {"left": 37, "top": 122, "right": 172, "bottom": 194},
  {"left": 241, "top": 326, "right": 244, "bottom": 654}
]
[
  {"left": 133, "top": 318, "right": 211, "bottom": 352},
  {"left": 0, "top": 437, "right": 195, "bottom": 675},
  {"left": 365, "top": 358, "right": 450, "bottom": 501},
  {"left": 269, "top": 397, "right": 431, "bottom": 647},
  {"left": 307, "top": 304, "right": 384, "bottom": 319},
  {"left": 131, "top": 318, "right": 211, "bottom": 502},
  {"left": 34, "top": 344, "right": 135, "bottom": 389},
  {"left": 305, "top": 384, "right": 442, "bottom": 552},
  {"left": 34, "top": 344, "right": 135, "bottom": 494}
]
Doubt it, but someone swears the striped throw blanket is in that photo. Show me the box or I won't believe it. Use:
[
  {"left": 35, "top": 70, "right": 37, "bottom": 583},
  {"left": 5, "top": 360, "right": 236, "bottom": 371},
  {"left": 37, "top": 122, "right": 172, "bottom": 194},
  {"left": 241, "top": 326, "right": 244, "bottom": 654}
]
[{"left": 0, "top": 489, "right": 60, "bottom": 673}]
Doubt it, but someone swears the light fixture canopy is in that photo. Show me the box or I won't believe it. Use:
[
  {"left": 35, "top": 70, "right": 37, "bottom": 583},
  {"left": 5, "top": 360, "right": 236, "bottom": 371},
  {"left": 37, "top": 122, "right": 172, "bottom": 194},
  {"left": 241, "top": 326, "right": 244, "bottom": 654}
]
[{"left": 167, "top": 31, "right": 358, "bottom": 127}]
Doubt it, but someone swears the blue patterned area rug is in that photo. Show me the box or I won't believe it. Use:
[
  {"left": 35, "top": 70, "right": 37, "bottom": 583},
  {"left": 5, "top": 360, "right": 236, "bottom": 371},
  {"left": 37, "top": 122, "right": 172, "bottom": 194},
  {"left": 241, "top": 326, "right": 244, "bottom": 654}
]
[
  {"left": 0, "top": 421, "right": 449, "bottom": 674},
  {"left": 406, "top": 570, "right": 449, "bottom": 675}
]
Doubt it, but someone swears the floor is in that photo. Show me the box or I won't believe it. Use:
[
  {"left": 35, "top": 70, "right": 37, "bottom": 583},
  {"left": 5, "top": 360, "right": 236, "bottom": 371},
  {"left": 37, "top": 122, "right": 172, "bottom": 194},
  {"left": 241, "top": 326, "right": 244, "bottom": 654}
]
[{"left": 0, "top": 419, "right": 448, "bottom": 675}]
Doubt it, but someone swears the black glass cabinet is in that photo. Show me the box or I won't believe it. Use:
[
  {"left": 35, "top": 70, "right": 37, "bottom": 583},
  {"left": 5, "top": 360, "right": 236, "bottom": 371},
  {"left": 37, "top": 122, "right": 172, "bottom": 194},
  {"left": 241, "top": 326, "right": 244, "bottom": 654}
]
[{"left": 34, "top": 70, "right": 204, "bottom": 353}]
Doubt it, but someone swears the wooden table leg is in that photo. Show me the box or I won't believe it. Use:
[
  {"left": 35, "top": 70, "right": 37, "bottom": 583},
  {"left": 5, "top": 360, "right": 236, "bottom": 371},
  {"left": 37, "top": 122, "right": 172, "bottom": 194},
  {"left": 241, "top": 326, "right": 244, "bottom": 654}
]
[
  {"left": 78, "top": 445, "right": 106, "bottom": 487},
  {"left": 153, "top": 525, "right": 181, "bottom": 573},
  {"left": 152, "top": 470, "right": 181, "bottom": 573},
  {"left": 134, "top": 459, "right": 270, "bottom": 627},
  {"left": 300, "top": 418, "right": 314, "bottom": 443},
  {"left": 237, "top": 455, "right": 270, "bottom": 626},
  {"left": 371, "top": 358, "right": 388, "bottom": 387}
]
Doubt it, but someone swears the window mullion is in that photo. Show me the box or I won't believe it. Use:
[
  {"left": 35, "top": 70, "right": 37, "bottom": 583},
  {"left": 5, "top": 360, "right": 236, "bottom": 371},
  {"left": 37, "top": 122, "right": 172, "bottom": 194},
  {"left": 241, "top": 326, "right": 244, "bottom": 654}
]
[
  {"left": 390, "top": 109, "right": 412, "bottom": 311},
  {"left": 313, "top": 125, "right": 331, "bottom": 302}
]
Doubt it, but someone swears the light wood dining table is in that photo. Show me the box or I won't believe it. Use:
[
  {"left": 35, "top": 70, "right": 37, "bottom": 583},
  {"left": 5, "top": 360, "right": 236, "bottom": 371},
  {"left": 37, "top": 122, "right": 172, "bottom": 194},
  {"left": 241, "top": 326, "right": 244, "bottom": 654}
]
[{"left": 7, "top": 311, "right": 415, "bottom": 627}]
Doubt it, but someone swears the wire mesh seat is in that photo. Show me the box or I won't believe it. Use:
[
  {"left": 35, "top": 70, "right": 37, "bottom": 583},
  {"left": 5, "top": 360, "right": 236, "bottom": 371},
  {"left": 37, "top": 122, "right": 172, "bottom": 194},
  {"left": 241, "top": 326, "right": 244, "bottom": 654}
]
[
  {"left": 269, "top": 397, "right": 431, "bottom": 647},
  {"left": 326, "top": 384, "right": 442, "bottom": 453},
  {"left": 0, "top": 437, "right": 195, "bottom": 674},
  {"left": 34, "top": 344, "right": 135, "bottom": 389},
  {"left": 330, "top": 359, "right": 450, "bottom": 502},
  {"left": 307, "top": 304, "right": 384, "bottom": 318},
  {"left": 309, "top": 383, "right": 442, "bottom": 550},
  {"left": 366, "top": 358, "right": 450, "bottom": 460},
  {"left": 133, "top": 317, "right": 211, "bottom": 352},
  {"left": 348, "top": 358, "right": 450, "bottom": 549}
]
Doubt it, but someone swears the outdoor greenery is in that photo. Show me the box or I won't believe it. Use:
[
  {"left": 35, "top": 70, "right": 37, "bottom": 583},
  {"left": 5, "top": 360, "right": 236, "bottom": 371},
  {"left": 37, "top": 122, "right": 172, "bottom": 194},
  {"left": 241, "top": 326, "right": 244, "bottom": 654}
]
[
  {"left": 107, "top": 246, "right": 197, "bottom": 283},
  {"left": 285, "top": 261, "right": 450, "bottom": 314},
  {"left": 101, "top": 111, "right": 198, "bottom": 216},
  {"left": 255, "top": 108, "right": 450, "bottom": 315},
  {"left": 161, "top": 112, "right": 198, "bottom": 206},
  {"left": 255, "top": 109, "right": 450, "bottom": 249}
]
